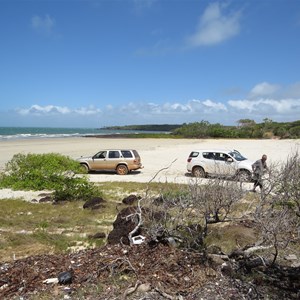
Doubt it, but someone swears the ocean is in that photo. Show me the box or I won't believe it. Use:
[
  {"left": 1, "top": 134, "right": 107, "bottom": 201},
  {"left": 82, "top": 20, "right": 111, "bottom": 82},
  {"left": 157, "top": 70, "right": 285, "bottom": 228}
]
[{"left": 0, "top": 127, "right": 164, "bottom": 141}]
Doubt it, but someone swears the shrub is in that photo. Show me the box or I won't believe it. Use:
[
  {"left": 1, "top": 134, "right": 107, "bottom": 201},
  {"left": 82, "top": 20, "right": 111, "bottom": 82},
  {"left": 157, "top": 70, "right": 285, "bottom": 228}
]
[
  {"left": 262, "top": 131, "right": 274, "bottom": 139},
  {"left": 140, "top": 178, "right": 243, "bottom": 250},
  {"left": 53, "top": 177, "right": 98, "bottom": 202},
  {"left": 289, "top": 126, "right": 300, "bottom": 138},
  {"left": 0, "top": 153, "right": 97, "bottom": 201},
  {"left": 254, "top": 151, "right": 300, "bottom": 264},
  {"left": 274, "top": 127, "right": 288, "bottom": 138}
]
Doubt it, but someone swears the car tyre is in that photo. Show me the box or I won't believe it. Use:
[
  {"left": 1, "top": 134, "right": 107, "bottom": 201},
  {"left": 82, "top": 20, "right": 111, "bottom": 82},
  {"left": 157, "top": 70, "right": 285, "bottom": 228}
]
[
  {"left": 81, "top": 164, "right": 89, "bottom": 173},
  {"left": 237, "top": 170, "right": 251, "bottom": 182},
  {"left": 192, "top": 166, "right": 206, "bottom": 178},
  {"left": 116, "top": 164, "right": 128, "bottom": 175}
]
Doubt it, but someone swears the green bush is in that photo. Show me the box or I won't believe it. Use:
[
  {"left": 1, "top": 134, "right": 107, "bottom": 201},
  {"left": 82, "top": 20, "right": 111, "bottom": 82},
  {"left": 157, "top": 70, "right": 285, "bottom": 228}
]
[
  {"left": 274, "top": 127, "right": 289, "bottom": 138},
  {"left": 53, "top": 177, "right": 98, "bottom": 201},
  {"left": 289, "top": 125, "right": 300, "bottom": 138},
  {"left": 0, "top": 153, "right": 97, "bottom": 201}
]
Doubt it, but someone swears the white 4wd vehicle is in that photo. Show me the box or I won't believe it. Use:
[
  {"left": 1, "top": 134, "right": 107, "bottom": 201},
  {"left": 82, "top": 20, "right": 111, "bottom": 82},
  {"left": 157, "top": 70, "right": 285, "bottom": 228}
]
[{"left": 187, "top": 149, "right": 253, "bottom": 181}]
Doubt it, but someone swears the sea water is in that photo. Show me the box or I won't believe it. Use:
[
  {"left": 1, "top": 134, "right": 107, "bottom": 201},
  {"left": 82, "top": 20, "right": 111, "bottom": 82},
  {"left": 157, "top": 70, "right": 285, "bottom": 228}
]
[{"left": 0, "top": 127, "right": 164, "bottom": 141}]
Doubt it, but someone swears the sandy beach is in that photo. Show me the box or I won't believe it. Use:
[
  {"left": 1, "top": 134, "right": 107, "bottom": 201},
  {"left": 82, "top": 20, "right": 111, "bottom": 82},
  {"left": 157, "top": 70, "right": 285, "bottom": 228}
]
[{"left": 0, "top": 137, "right": 299, "bottom": 188}]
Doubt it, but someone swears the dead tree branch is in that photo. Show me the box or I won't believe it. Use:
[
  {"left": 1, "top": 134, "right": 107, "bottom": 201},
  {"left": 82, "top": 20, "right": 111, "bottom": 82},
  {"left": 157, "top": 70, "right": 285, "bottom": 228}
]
[{"left": 127, "top": 159, "right": 178, "bottom": 245}]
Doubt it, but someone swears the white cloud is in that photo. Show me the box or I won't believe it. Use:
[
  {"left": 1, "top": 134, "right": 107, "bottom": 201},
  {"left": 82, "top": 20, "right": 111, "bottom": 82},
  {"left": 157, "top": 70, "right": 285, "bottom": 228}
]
[
  {"left": 17, "top": 104, "right": 101, "bottom": 116},
  {"left": 18, "top": 105, "right": 70, "bottom": 115},
  {"left": 250, "top": 82, "right": 280, "bottom": 98},
  {"left": 228, "top": 98, "right": 300, "bottom": 114},
  {"left": 119, "top": 102, "right": 141, "bottom": 114},
  {"left": 228, "top": 99, "right": 254, "bottom": 111},
  {"left": 186, "top": 2, "right": 241, "bottom": 47},
  {"left": 161, "top": 102, "right": 190, "bottom": 113},
  {"left": 113, "top": 99, "right": 227, "bottom": 116},
  {"left": 184, "top": 99, "right": 227, "bottom": 113},
  {"left": 74, "top": 106, "right": 101, "bottom": 115},
  {"left": 31, "top": 15, "right": 55, "bottom": 35},
  {"left": 202, "top": 99, "right": 227, "bottom": 111}
]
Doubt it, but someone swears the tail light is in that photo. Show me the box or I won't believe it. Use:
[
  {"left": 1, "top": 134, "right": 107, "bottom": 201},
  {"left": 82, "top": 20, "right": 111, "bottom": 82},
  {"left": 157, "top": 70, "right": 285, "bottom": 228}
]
[{"left": 187, "top": 157, "right": 192, "bottom": 162}]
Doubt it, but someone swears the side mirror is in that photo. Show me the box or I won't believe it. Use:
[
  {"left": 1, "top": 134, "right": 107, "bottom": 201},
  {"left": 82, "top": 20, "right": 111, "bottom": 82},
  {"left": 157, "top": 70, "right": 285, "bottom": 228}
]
[{"left": 227, "top": 158, "right": 233, "bottom": 162}]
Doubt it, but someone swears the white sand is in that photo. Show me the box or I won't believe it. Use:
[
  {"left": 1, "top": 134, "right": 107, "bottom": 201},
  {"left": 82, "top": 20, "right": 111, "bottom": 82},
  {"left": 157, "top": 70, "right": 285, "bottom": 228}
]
[{"left": 0, "top": 137, "right": 299, "bottom": 200}]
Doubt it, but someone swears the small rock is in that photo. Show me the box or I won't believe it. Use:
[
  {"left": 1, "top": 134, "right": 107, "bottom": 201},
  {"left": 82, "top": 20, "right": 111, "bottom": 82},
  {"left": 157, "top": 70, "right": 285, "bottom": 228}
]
[
  {"left": 137, "top": 283, "right": 151, "bottom": 293},
  {"left": 122, "top": 194, "right": 141, "bottom": 205},
  {"left": 58, "top": 271, "right": 73, "bottom": 285},
  {"left": 284, "top": 254, "right": 298, "bottom": 261},
  {"left": 39, "top": 196, "right": 53, "bottom": 203},
  {"left": 292, "top": 262, "right": 300, "bottom": 267},
  {"left": 83, "top": 197, "right": 106, "bottom": 209}
]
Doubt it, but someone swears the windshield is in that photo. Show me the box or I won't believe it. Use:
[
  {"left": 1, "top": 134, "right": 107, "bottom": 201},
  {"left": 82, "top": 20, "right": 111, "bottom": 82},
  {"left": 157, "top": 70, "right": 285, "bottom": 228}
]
[{"left": 229, "top": 150, "right": 247, "bottom": 161}]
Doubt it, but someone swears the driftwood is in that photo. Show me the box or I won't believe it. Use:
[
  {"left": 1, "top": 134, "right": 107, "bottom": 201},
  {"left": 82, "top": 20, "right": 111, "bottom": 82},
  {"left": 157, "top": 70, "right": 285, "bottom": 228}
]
[
  {"left": 229, "top": 244, "right": 272, "bottom": 259},
  {"left": 241, "top": 257, "right": 269, "bottom": 270},
  {"left": 244, "top": 245, "right": 272, "bottom": 257}
]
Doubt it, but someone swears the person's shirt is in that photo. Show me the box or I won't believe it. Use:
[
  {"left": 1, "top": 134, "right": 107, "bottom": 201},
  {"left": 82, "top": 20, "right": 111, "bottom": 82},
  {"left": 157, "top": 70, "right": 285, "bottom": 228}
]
[{"left": 252, "top": 159, "right": 267, "bottom": 175}]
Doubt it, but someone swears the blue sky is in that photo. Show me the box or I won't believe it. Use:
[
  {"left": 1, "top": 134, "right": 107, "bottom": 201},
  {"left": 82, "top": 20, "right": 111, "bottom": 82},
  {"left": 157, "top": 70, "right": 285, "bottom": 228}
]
[{"left": 0, "top": 0, "right": 300, "bottom": 128}]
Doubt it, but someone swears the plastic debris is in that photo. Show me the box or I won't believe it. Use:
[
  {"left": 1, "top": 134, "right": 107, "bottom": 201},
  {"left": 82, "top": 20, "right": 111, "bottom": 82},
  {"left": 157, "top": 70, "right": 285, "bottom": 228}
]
[{"left": 132, "top": 235, "right": 145, "bottom": 245}]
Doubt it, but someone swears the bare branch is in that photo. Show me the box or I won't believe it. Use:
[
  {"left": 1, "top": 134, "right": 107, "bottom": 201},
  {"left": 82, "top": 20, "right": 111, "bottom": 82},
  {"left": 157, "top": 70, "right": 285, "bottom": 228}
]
[{"left": 128, "top": 159, "right": 178, "bottom": 246}]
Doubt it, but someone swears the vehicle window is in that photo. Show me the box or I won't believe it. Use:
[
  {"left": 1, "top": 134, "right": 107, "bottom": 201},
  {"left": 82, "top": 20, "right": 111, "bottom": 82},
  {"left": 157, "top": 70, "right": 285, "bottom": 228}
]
[
  {"left": 215, "top": 153, "right": 229, "bottom": 161},
  {"left": 224, "top": 154, "right": 230, "bottom": 161},
  {"left": 203, "top": 152, "right": 215, "bottom": 160},
  {"left": 108, "top": 151, "right": 120, "bottom": 159},
  {"left": 121, "top": 150, "right": 133, "bottom": 158},
  {"left": 132, "top": 150, "right": 140, "bottom": 158},
  {"left": 95, "top": 151, "right": 106, "bottom": 159},
  {"left": 214, "top": 153, "right": 221, "bottom": 160},
  {"left": 189, "top": 152, "right": 199, "bottom": 158},
  {"left": 229, "top": 151, "right": 247, "bottom": 161}
]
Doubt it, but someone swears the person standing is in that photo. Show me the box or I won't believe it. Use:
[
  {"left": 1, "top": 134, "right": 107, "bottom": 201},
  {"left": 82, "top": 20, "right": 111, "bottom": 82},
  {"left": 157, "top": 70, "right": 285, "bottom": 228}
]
[{"left": 252, "top": 154, "right": 268, "bottom": 192}]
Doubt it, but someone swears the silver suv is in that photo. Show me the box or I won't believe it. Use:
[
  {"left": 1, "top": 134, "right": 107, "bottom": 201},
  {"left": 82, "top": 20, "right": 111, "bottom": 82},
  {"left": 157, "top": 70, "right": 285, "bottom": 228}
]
[
  {"left": 187, "top": 149, "right": 253, "bottom": 181},
  {"left": 77, "top": 149, "right": 142, "bottom": 175}
]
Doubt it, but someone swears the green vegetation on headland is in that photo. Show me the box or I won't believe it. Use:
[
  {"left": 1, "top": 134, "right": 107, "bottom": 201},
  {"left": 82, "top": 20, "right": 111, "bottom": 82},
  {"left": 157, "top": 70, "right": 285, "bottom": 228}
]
[
  {"left": 101, "top": 124, "right": 181, "bottom": 131},
  {"left": 101, "top": 119, "right": 300, "bottom": 139}
]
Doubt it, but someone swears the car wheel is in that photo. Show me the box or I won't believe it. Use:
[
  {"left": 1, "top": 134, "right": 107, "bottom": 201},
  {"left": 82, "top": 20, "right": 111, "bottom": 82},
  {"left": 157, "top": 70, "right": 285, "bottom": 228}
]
[
  {"left": 237, "top": 170, "right": 251, "bottom": 182},
  {"left": 116, "top": 164, "right": 128, "bottom": 175},
  {"left": 192, "top": 166, "right": 206, "bottom": 178},
  {"left": 81, "top": 164, "right": 89, "bottom": 173}
]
